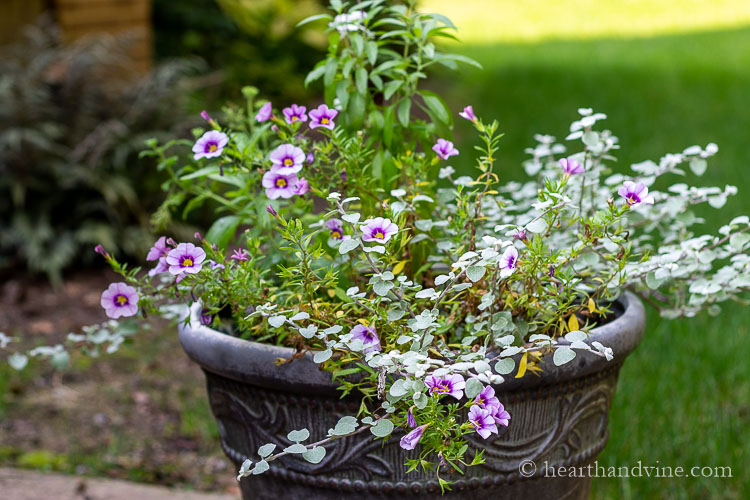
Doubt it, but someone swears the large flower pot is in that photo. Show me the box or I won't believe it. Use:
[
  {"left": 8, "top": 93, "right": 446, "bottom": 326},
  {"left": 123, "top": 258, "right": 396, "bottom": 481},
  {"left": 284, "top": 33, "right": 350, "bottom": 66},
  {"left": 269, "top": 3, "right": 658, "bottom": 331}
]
[{"left": 179, "top": 292, "right": 645, "bottom": 500}]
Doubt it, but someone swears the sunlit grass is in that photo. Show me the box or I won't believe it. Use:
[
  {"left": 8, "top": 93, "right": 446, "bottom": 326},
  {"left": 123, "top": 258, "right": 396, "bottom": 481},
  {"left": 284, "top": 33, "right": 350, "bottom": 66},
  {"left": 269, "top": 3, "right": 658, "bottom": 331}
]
[{"left": 422, "top": 0, "right": 750, "bottom": 43}]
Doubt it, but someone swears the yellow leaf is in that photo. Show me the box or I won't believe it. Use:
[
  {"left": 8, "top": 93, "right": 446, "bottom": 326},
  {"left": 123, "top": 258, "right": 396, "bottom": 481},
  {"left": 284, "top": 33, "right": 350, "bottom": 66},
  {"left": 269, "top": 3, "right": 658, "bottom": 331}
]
[
  {"left": 336, "top": 310, "right": 344, "bottom": 318},
  {"left": 588, "top": 298, "right": 598, "bottom": 314},
  {"left": 392, "top": 260, "right": 407, "bottom": 275},
  {"left": 327, "top": 289, "right": 336, "bottom": 298},
  {"left": 568, "top": 314, "right": 580, "bottom": 332},
  {"left": 357, "top": 318, "right": 369, "bottom": 326},
  {"left": 515, "top": 352, "right": 528, "bottom": 378}
]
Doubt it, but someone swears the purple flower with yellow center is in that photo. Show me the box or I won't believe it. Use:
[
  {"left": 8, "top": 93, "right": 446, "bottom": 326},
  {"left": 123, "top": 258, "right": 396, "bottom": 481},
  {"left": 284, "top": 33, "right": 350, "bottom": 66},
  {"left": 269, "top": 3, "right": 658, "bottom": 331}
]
[
  {"left": 293, "top": 177, "right": 310, "bottom": 196},
  {"left": 100, "top": 282, "right": 139, "bottom": 319},
  {"left": 467, "top": 405, "right": 499, "bottom": 439},
  {"left": 231, "top": 248, "right": 249, "bottom": 261},
  {"left": 361, "top": 217, "right": 398, "bottom": 244},
  {"left": 432, "top": 138, "right": 459, "bottom": 160},
  {"left": 474, "top": 385, "right": 500, "bottom": 411},
  {"left": 459, "top": 105, "right": 477, "bottom": 122},
  {"left": 400, "top": 424, "right": 428, "bottom": 451},
  {"left": 192, "top": 130, "right": 228, "bottom": 161},
  {"left": 255, "top": 102, "right": 272, "bottom": 122},
  {"left": 350, "top": 324, "right": 381, "bottom": 353},
  {"left": 324, "top": 219, "right": 349, "bottom": 241},
  {"left": 269, "top": 144, "right": 305, "bottom": 175},
  {"left": 283, "top": 104, "right": 307, "bottom": 124},
  {"left": 499, "top": 246, "right": 519, "bottom": 278},
  {"left": 618, "top": 181, "right": 655, "bottom": 206},
  {"left": 425, "top": 374, "right": 465, "bottom": 400},
  {"left": 166, "top": 242, "right": 206, "bottom": 276},
  {"left": 309, "top": 104, "right": 338, "bottom": 130},
  {"left": 262, "top": 170, "right": 299, "bottom": 199},
  {"left": 559, "top": 157, "right": 585, "bottom": 176}
]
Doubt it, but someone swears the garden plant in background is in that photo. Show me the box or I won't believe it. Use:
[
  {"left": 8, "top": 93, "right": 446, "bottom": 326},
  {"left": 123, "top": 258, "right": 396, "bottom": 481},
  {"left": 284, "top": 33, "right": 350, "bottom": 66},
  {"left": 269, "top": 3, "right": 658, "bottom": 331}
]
[
  {"left": 3, "top": 0, "right": 749, "bottom": 496},
  {"left": 0, "top": 18, "right": 203, "bottom": 284}
]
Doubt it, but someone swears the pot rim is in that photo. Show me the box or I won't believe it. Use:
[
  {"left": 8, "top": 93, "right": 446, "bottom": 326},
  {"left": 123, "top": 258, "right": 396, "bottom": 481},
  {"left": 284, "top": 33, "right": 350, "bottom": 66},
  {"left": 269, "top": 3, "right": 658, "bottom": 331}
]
[{"left": 179, "top": 292, "right": 645, "bottom": 396}]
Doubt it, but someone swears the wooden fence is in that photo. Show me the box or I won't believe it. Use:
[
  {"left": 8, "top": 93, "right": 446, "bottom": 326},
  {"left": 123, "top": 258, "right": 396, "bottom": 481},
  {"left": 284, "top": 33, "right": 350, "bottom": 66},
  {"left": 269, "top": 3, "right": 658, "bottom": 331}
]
[{"left": 1, "top": 0, "right": 152, "bottom": 71}]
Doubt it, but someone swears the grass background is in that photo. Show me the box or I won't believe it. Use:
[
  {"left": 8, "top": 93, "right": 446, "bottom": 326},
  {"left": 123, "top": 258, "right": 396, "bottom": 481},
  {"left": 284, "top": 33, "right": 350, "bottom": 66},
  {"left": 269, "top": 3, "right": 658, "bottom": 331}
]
[{"left": 423, "top": 1, "right": 750, "bottom": 497}]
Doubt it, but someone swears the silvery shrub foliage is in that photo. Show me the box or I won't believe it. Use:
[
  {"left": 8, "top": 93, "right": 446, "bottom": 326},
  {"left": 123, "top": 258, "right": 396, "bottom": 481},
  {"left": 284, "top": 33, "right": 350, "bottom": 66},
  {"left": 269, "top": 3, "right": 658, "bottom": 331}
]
[{"left": 4, "top": 0, "right": 749, "bottom": 490}]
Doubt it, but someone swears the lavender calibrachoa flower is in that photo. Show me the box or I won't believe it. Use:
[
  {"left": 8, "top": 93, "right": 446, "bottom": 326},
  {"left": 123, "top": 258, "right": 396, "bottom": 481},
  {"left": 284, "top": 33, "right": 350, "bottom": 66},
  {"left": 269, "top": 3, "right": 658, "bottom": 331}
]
[
  {"left": 499, "top": 246, "right": 519, "bottom": 278},
  {"left": 192, "top": 130, "right": 228, "bottom": 160},
  {"left": 399, "top": 424, "right": 428, "bottom": 451},
  {"left": 255, "top": 101, "right": 272, "bottom": 122},
  {"left": 282, "top": 104, "right": 307, "bottom": 124},
  {"left": 425, "top": 374, "right": 465, "bottom": 400},
  {"left": 231, "top": 249, "right": 249, "bottom": 261},
  {"left": 325, "top": 219, "right": 348, "bottom": 240},
  {"left": 459, "top": 105, "right": 477, "bottom": 122},
  {"left": 361, "top": 217, "right": 398, "bottom": 243},
  {"left": 474, "top": 386, "right": 511, "bottom": 426},
  {"left": 559, "top": 157, "right": 585, "bottom": 176},
  {"left": 432, "top": 138, "right": 459, "bottom": 160},
  {"left": 619, "top": 181, "right": 655, "bottom": 206},
  {"left": 309, "top": 104, "right": 338, "bottom": 130},
  {"left": 467, "top": 405, "right": 498, "bottom": 440},
  {"left": 293, "top": 177, "right": 310, "bottom": 196},
  {"left": 269, "top": 144, "right": 305, "bottom": 175},
  {"left": 100, "top": 282, "right": 139, "bottom": 319},
  {"left": 262, "top": 170, "right": 299, "bottom": 199},
  {"left": 349, "top": 324, "right": 381, "bottom": 353},
  {"left": 166, "top": 243, "right": 206, "bottom": 276}
]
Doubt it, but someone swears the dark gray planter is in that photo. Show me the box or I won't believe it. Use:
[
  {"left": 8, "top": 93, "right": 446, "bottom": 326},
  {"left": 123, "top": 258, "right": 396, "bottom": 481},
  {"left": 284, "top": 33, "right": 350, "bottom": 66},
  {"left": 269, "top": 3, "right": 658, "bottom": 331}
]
[{"left": 179, "top": 292, "right": 645, "bottom": 500}]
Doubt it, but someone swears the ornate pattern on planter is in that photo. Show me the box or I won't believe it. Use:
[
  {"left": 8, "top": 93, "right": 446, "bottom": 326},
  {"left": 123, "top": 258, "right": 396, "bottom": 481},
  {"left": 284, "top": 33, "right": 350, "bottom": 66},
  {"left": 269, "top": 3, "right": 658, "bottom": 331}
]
[{"left": 202, "top": 363, "right": 621, "bottom": 498}]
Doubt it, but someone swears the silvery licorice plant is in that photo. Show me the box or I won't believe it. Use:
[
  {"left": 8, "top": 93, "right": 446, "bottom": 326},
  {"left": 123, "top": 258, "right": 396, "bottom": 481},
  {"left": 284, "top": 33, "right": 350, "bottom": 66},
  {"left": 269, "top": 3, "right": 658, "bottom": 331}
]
[{"left": 4, "top": 0, "right": 749, "bottom": 492}]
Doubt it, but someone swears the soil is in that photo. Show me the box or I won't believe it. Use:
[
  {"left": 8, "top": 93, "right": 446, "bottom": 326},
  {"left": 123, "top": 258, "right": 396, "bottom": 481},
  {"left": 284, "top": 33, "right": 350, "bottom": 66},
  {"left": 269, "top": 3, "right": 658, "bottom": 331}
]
[{"left": 0, "top": 270, "right": 240, "bottom": 496}]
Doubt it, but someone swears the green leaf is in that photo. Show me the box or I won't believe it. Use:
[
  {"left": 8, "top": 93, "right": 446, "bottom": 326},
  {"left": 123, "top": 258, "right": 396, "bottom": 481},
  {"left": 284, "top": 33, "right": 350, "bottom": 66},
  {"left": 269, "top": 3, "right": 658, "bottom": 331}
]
[
  {"left": 302, "top": 446, "right": 326, "bottom": 464},
  {"left": 397, "top": 99, "right": 411, "bottom": 127},
  {"left": 296, "top": 13, "right": 332, "bottom": 28},
  {"left": 287, "top": 429, "right": 310, "bottom": 442},
  {"left": 365, "top": 41, "right": 378, "bottom": 65},
  {"left": 314, "top": 349, "right": 332, "bottom": 363},
  {"left": 339, "top": 239, "right": 360, "bottom": 254},
  {"left": 370, "top": 419, "right": 395, "bottom": 438},
  {"left": 553, "top": 347, "right": 577, "bottom": 366},
  {"left": 464, "top": 377, "right": 483, "bottom": 399},
  {"left": 355, "top": 68, "right": 368, "bottom": 95},
  {"left": 494, "top": 358, "right": 515, "bottom": 375},
  {"left": 324, "top": 58, "right": 338, "bottom": 86},
  {"left": 466, "top": 266, "right": 486, "bottom": 283},
  {"left": 348, "top": 93, "right": 366, "bottom": 130},
  {"left": 257, "top": 444, "right": 276, "bottom": 458},
  {"left": 383, "top": 80, "right": 402, "bottom": 101},
  {"left": 420, "top": 90, "right": 452, "bottom": 126},
  {"left": 689, "top": 158, "right": 707, "bottom": 176},
  {"left": 205, "top": 215, "right": 242, "bottom": 250},
  {"left": 330, "top": 416, "right": 358, "bottom": 436},
  {"left": 8, "top": 353, "right": 28, "bottom": 371},
  {"left": 305, "top": 64, "right": 327, "bottom": 87},
  {"left": 283, "top": 443, "right": 308, "bottom": 454}
]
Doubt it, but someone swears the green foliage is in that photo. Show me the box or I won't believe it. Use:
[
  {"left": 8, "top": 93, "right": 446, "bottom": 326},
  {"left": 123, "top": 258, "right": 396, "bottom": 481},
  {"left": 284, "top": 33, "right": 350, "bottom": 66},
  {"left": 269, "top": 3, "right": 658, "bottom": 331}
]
[
  {"left": 0, "top": 19, "right": 203, "bottom": 283},
  {"left": 153, "top": 0, "right": 326, "bottom": 103}
]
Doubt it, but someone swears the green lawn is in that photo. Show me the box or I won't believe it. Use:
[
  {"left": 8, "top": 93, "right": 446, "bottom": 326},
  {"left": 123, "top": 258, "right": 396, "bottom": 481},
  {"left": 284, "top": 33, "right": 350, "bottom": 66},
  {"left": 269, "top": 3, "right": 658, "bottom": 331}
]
[{"left": 424, "top": 5, "right": 750, "bottom": 498}]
